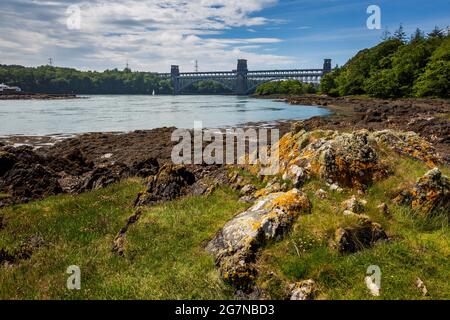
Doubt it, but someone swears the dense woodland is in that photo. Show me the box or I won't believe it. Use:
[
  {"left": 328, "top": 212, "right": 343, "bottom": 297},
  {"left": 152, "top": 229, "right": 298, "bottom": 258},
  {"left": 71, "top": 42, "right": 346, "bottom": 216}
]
[{"left": 321, "top": 26, "right": 450, "bottom": 98}]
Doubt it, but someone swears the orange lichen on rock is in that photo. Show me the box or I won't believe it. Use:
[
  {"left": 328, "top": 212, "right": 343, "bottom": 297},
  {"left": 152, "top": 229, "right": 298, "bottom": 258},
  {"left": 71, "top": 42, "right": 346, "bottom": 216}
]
[
  {"left": 371, "top": 130, "right": 442, "bottom": 168},
  {"left": 394, "top": 168, "right": 449, "bottom": 216},
  {"left": 206, "top": 189, "right": 311, "bottom": 290},
  {"left": 270, "top": 189, "right": 311, "bottom": 216}
]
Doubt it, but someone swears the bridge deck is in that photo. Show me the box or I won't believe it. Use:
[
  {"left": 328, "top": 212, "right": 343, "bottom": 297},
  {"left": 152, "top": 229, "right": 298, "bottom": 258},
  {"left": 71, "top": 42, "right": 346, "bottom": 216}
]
[{"left": 158, "top": 68, "right": 325, "bottom": 78}]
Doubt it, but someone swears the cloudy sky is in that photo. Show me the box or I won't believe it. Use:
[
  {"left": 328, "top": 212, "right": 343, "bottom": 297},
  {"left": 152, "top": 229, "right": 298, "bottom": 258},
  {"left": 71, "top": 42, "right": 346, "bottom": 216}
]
[{"left": 1, "top": 0, "right": 449, "bottom": 72}]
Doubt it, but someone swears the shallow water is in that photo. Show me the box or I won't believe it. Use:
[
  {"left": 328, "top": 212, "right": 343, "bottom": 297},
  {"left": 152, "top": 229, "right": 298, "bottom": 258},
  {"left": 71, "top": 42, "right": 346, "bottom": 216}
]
[{"left": 0, "top": 95, "right": 329, "bottom": 135}]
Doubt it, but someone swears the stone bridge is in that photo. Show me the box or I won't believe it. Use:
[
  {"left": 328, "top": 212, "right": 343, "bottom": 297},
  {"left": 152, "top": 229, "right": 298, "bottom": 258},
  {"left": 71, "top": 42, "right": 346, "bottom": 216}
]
[{"left": 158, "top": 59, "right": 332, "bottom": 95}]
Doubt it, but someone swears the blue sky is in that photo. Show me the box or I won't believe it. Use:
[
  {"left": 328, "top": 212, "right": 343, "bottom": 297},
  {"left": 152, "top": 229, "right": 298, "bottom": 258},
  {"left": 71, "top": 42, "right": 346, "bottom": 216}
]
[{"left": 0, "top": 0, "right": 449, "bottom": 72}]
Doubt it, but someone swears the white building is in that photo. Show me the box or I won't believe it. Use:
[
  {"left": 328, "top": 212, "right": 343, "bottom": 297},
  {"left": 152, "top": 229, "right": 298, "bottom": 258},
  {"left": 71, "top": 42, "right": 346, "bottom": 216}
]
[{"left": 0, "top": 83, "right": 22, "bottom": 92}]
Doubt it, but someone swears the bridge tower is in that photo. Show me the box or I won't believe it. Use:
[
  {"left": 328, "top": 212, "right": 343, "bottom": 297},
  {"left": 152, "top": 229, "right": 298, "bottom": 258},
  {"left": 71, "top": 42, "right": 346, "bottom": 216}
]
[
  {"left": 171, "top": 65, "right": 181, "bottom": 94},
  {"left": 235, "top": 59, "right": 248, "bottom": 95},
  {"left": 323, "top": 59, "right": 332, "bottom": 74}
]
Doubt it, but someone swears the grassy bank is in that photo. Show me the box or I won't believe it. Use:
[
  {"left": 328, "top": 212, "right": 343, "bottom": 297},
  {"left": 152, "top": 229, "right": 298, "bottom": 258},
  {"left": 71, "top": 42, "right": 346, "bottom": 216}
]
[{"left": 0, "top": 154, "right": 449, "bottom": 299}]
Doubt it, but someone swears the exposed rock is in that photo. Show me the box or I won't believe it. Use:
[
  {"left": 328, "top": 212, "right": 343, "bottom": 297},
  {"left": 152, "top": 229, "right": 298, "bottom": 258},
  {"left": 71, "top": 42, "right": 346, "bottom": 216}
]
[
  {"left": 206, "top": 189, "right": 311, "bottom": 290},
  {"left": 0, "top": 163, "right": 63, "bottom": 203},
  {"left": 228, "top": 171, "right": 247, "bottom": 190},
  {"left": 394, "top": 168, "right": 449, "bottom": 216},
  {"left": 112, "top": 209, "right": 142, "bottom": 256},
  {"left": 291, "top": 121, "right": 306, "bottom": 134},
  {"left": 0, "top": 151, "right": 17, "bottom": 176},
  {"left": 362, "top": 108, "right": 387, "bottom": 123},
  {"left": 240, "top": 184, "right": 256, "bottom": 196},
  {"left": 372, "top": 130, "right": 441, "bottom": 168},
  {"left": 286, "top": 165, "right": 306, "bottom": 187},
  {"left": 328, "top": 183, "right": 343, "bottom": 193},
  {"left": 135, "top": 164, "right": 195, "bottom": 206},
  {"left": 278, "top": 130, "right": 388, "bottom": 191},
  {"left": 290, "top": 279, "right": 318, "bottom": 300},
  {"left": 73, "top": 163, "right": 130, "bottom": 193},
  {"left": 333, "top": 215, "right": 388, "bottom": 253},
  {"left": 254, "top": 179, "right": 289, "bottom": 198},
  {"left": 239, "top": 195, "right": 256, "bottom": 203},
  {"left": 129, "top": 157, "right": 159, "bottom": 178},
  {"left": 341, "top": 195, "right": 366, "bottom": 214}
]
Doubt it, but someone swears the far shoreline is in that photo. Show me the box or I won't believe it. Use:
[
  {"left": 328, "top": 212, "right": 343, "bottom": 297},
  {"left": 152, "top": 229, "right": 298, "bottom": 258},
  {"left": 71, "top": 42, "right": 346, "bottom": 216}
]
[{"left": 0, "top": 92, "right": 81, "bottom": 100}]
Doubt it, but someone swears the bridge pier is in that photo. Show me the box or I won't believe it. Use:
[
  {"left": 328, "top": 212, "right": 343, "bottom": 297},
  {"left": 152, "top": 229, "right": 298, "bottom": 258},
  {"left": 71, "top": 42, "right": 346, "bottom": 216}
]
[
  {"left": 171, "top": 65, "right": 181, "bottom": 95},
  {"left": 235, "top": 59, "right": 248, "bottom": 95}
]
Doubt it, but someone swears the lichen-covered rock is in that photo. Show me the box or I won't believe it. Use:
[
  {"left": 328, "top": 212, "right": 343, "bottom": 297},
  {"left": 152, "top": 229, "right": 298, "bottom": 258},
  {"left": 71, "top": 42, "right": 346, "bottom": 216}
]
[
  {"left": 333, "top": 215, "right": 388, "bottom": 253},
  {"left": 135, "top": 164, "right": 195, "bottom": 206},
  {"left": 206, "top": 189, "right": 311, "bottom": 289},
  {"left": 341, "top": 195, "right": 366, "bottom": 214},
  {"left": 278, "top": 130, "right": 388, "bottom": 191},
  {"left": 371, "top": 130, "right": 441, "bottom": 168},
  {"left": 290, "top": 279, "right": 318, "bottom": 300},
  {"left": 394, "top": 168, "right": 449, "bottom": 215}
]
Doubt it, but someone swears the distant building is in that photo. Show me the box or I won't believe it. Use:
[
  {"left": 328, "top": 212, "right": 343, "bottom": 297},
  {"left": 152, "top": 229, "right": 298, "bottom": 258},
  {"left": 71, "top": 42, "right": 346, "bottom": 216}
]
[{"left": 0, "top": 83, "right": 22, "bottom": 93}]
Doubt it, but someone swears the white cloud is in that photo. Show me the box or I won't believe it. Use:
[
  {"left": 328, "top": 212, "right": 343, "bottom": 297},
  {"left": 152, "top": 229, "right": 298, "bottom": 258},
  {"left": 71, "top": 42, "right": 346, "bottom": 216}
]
[{"left": 0, "top": 0, "right": 294, "bottom": 71}]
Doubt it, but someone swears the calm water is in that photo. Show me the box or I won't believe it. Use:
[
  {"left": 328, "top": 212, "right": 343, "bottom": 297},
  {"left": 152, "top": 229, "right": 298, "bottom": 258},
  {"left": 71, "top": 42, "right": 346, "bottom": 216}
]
[{"left": 0, "top": 95, "right": 329, "bottom": 135}]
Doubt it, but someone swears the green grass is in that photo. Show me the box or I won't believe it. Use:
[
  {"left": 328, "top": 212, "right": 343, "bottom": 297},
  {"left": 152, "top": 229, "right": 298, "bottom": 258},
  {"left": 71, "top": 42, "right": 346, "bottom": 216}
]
[
  {"left": 0, "top": 180, "right": 247, "bottom": 299},
  {"left": 0, "top": 153, "right": 449, "bottom": 300}
]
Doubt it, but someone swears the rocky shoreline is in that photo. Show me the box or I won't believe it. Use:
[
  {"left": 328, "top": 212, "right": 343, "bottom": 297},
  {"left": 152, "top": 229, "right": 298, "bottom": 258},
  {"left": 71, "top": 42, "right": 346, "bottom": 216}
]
[
  {"left": 0, "top": 95, "right": 449, "bottom": 207},
  {"left": 0, "top": 92, "right": 79, "bottom": 100}
]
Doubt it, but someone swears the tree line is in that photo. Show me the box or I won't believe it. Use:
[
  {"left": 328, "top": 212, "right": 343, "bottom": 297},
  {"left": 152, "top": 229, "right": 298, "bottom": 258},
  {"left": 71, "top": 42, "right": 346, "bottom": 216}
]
[
  {"left": 0, "top": 65, "right": 231, "bottom": 94},
  {"left": 320, "top": 26, "right": 450, "bottom": 98},
  {"left": 254, "top": 79, "right": 317, "bottom": 96}
]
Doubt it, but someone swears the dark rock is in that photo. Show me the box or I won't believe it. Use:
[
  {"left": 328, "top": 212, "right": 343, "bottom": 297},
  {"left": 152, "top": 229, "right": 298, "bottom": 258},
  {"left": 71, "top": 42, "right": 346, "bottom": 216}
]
[
  {"left": 135, "top": 164, "right": 195, "bottom": 206},
  {"left": 0, "top": 151, "right": 17, "bottom": 176},
  {"left": 334, "top": 215, "right": 388, "bottom": 253},
  {"left": 129, "top": 157, "right": 159, "bottom": 178},
  {"left": 74, "top": 162, "right": 130, "bottom": 193},
  {"left": 0, "top": 163, "right": 62, "bottom": 202},
  {"left": 112, "top": 209, "right": 142, "bottom": 256}
]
